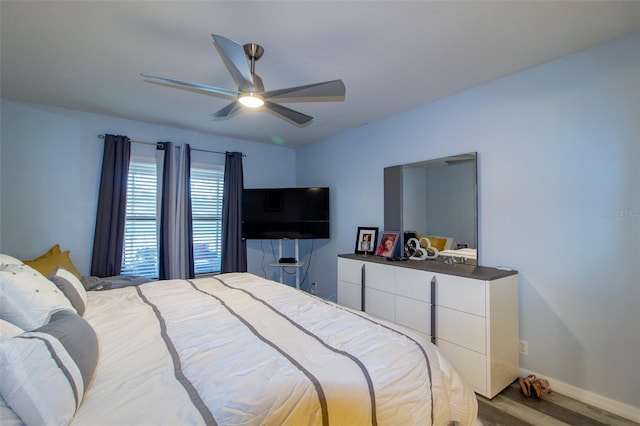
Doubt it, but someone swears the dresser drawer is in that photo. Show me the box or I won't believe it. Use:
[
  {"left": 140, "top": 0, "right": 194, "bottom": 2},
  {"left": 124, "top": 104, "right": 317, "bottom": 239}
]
[
  {"left": 437, "top": 339, "right": 487, "bottom": 395},
  {"left": 364, "top": 262, "right": 395, "bottom": 292},
  {"left": 395, "top": 267, "right": 431, "bottom": 303},
  {"left": 337, "top": 258, "right": 363, "bottom": 285},
  {"left": 396, "top": 295, "right": 430, "bottom": 334},
  {"left": 437, "top": 306, "right": 486, "bottom": 354},
  {"left": 435, "top": 273, "right": 485, "bottom": 317},
  {"left": 337, "top": 280, "right": 361, "bottom": 311},
  {"left": 365, "top": 287, "right": 395, "bottom": 322}
]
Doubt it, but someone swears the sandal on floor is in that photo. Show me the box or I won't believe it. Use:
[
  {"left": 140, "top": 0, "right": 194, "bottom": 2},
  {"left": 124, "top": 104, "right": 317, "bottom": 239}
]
[
  {"left": 518, "top": 374, "right": 536, "bottom": 397},
  {"left": 532, "top": 378, "right": 552, "bottom": 399}
]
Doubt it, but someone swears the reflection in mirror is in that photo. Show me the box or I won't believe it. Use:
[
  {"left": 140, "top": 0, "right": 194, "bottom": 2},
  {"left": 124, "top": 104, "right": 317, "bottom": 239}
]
[{"left": 384, "top": 152, "right": 478, "bottom": 264}]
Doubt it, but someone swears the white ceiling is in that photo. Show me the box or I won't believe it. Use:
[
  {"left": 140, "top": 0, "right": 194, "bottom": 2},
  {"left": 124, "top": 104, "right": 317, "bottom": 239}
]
[{"left": 2, "top": 1, "right": 639, "bottom": 148}]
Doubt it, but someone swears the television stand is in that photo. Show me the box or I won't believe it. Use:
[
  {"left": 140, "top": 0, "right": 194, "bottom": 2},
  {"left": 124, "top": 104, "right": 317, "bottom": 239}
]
[{"left": 269, "top": 239, "right": 303, "bottom": 289}]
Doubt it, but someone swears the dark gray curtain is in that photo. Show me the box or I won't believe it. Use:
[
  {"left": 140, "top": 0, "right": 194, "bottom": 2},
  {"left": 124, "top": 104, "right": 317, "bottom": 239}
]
[
  {"left": 158, "top": 142, "right": 194, "bottom": 279},
  {"left": 221, "top": 152, "right": 246, "bottom": 273},
  {"left": 91, "top": 134, "right": 131, "bottom": 277}
]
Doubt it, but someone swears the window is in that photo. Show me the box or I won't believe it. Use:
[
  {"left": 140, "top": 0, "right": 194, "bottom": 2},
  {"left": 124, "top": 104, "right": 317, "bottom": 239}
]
[
  {"left": 121, "top": 159, "right": 158, "bottom": 278},
  {"left": 120, "top": 158, "right": 223, "bottom": 278},
  {"left": 191, "top": 165, "right": 224, "bottom": 274}
]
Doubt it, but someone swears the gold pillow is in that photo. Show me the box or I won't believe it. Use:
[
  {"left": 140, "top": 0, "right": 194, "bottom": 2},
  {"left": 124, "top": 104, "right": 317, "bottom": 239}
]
[
  {"left": 24, "top": 247, "right": 82, "bottom": 279},
  {"left": 417, "top": 235, "right": 448, "bottom": 252},
  {"left": 33, "top": 244, "right": 62, "bottom": 261}
]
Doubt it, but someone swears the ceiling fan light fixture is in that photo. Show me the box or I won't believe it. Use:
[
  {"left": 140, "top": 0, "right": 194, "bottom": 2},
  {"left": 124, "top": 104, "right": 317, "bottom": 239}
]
[
  {"left": 143, "top": 34, "right": 345, "bottom": 125},
  {"left": 238, "top": 93, "right": 264, "bottom": 108}
]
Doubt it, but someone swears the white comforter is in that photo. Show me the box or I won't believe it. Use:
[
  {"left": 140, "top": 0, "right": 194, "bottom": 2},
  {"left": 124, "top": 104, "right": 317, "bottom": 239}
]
[{"left": 72, "top": 273, "right": 476, "bottom": 425}]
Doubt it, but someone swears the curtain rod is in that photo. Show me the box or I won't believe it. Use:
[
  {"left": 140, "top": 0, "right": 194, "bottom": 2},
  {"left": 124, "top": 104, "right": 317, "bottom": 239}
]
[{"left": 97, "top": 134, "right": 244, "bottom": 157}]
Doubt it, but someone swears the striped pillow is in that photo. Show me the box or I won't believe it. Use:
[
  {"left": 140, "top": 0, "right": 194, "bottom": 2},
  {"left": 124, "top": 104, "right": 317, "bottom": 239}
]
[
  {"left": 0, "top": 310, "right": 99, "bottom": 425},
  {"left": 49, "top": 267, "right": 88, "bottom": 316}
]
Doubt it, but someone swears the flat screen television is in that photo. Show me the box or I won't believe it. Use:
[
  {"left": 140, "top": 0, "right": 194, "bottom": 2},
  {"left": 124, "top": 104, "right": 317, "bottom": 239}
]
[{"left": 242, "top": 187, "right": 330, "bottom": 239}]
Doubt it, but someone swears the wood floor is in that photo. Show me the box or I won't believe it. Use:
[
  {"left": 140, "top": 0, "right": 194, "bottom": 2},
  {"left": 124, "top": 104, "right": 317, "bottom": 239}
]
[{"left": 476, "top": 382, "right": 639, "bottom": 426}]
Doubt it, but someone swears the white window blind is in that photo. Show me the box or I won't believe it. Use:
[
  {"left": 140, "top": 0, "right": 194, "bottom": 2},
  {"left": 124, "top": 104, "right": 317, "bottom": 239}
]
[
  {"left": 191, "top": 165, "right": 224, "bottom": 274},
  {"left": 121, "top": 158, "right": 224, "bottom": 278},
  {"left": 121, "top": 160, "right": 158, "bottom": 278}
]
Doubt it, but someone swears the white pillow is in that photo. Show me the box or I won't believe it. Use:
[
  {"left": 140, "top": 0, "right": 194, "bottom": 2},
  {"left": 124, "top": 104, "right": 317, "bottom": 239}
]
[
  {"left": 0, "top": 320, "right": 23, "bottom": 343},
  {"left": 0, "top": 310, "right": 99, "bottom": 426},
  {"left": 0, "top": 264, "right": 75, "bottom": 330},
  {"left": 0, "top": 255, "right": 22, "bottom": 270},
  {"left": 49, "top": 267, "right": 88, "bottom": 316}
]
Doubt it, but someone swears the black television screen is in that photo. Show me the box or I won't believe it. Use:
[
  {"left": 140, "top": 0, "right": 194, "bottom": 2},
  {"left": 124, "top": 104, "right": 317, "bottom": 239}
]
[{"left": 242, "top": 187, "right": 330, "bottom": 239}]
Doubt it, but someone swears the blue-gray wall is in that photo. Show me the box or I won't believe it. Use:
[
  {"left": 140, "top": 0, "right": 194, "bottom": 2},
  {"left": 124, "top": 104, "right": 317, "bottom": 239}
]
[{"left": 296, "top": 33, "right": 639, "bottom": 412}]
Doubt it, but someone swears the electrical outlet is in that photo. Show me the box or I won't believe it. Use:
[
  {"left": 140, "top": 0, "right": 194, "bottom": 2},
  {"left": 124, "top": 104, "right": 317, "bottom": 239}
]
[
  {"left": 310, "top": 282, "right": 317, "bottom": 295},
  {"left": 519, "top": 340, "right": 528, "bottom": 356}
]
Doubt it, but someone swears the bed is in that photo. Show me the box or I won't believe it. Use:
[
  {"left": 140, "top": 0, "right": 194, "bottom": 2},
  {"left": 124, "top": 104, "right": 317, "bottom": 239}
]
[
  {"left": 1, "top": 255, "right": 477, "bottom": 426},
  {"left": 439, "top": 248, "right": 478, "bottom": 260}
]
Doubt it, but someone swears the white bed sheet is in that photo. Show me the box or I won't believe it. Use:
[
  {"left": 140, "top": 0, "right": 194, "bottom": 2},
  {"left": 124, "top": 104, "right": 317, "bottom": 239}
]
[
  {"left": 72, "top": 273, "right": 477, "bottom": 425},
  {"left": 440, "top": 248, "right": 477, "bottom": 260}
]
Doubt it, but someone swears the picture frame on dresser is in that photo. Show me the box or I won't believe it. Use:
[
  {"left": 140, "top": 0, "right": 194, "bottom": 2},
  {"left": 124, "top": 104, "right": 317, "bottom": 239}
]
[
  {"left": 354, "top": 226, "right": 378, "bottom": 255},
  {"left": 375, "top": 231, "right": 399, "bottom": 257}
]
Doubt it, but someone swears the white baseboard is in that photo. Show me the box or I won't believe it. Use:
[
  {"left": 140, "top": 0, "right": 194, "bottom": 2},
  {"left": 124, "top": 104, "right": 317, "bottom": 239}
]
[{"left": 519, "top": 368, "right": 640, "bottom": 423}]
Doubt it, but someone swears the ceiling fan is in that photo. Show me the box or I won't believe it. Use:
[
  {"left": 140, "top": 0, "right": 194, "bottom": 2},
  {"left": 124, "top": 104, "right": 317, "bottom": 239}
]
[{"left": 141, "top": 34, "right": 346, "bottom": 126}]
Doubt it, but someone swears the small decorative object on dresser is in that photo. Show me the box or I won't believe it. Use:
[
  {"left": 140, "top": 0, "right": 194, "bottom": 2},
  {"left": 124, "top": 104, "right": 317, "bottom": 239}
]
[
  {"left": 354, "top": 226, "right": 378, "bottom": 255},
  {"left": 406, "top": 237, "right": 440, "bottom": 260}
]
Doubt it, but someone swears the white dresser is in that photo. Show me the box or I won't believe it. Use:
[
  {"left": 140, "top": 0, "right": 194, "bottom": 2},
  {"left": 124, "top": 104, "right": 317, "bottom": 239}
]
[{"left": 337, "top": 254, "right": 518, "bottom": 399}]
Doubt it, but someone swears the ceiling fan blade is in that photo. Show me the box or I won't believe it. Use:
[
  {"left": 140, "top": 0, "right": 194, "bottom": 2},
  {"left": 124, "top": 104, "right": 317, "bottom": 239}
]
[
  {"left": 264, "top": 101, "right": 313, "bottom": 126},
  {"left": 263, "top": 79, "right": 346, "bottom": 102},
  {"left": 210, "top": 101, "right": 242, "bottom": 119},
  {"left": 141, "top": 73, "right": 239, "bottom": 98},
  {"left": 211, "top": 34, "right": 255, "bottom": 92}
]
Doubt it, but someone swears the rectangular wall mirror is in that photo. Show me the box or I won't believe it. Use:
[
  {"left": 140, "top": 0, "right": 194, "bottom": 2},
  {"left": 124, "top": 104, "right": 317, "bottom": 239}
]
[{"left": 384, "top": 152, "right": 478, "bottom": 264}]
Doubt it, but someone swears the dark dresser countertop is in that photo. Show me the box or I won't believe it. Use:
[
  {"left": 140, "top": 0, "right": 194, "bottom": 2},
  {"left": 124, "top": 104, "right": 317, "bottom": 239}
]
[{"left": 338, "top": 253, "right": 517, "bottom": 281}]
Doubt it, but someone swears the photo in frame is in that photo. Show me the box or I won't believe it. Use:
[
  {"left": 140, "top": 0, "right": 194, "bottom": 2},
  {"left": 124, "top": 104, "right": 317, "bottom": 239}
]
[
  {"left": 376, "top": 231, "right": 400, "bottom": 257},
  {"left": 354, "top": 227, "right": 378, "bottom": 255}
]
